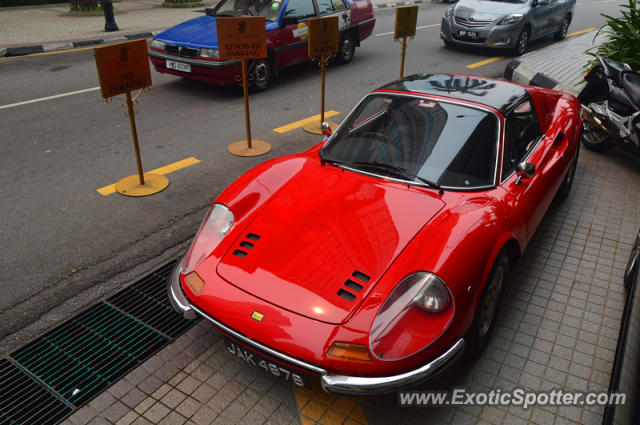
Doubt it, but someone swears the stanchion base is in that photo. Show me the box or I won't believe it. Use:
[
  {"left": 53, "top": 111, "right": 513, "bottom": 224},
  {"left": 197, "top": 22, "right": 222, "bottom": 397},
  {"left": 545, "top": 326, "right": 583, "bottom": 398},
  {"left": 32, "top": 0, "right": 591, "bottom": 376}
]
[
  {"left": 303, "top": 120, "right": 340, "bottom": 135},
  {"left": 227, "top": 140, "right": 271, "bottom": 157},
  {"left": 115, "top": 173, "right": 169, "bottom": 197}
]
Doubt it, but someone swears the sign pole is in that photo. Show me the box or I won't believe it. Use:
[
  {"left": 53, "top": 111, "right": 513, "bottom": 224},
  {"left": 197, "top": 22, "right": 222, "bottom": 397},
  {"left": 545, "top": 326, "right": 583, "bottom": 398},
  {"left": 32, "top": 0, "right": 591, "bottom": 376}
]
[
  {"left": 218, "top": 16, "right": 271, "bottom": 157},
  {"left": 94, "top": 39, "right": 169, "bottom": 197},
  {"left": 303, "top": 16, "right": 340, "bottom": 135},
  {"left": 321, "top": 54, "right": 326, "bottom": 124},
  {"left": 241, "top": 58, "right": 253, "bottom": 150},
  {"left": 126, "top": 90, "right": 145, "bottom": 186},
  {"left": 400, "top": 36, "right": 407, "bottom": 79}
]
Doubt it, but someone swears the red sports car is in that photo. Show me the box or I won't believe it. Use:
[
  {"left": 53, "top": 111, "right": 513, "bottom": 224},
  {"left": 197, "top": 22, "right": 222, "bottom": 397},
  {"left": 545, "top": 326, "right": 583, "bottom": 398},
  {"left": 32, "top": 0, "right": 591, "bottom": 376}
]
[{"left": 169, "top": 73, "right": 581, "bottom": 394}]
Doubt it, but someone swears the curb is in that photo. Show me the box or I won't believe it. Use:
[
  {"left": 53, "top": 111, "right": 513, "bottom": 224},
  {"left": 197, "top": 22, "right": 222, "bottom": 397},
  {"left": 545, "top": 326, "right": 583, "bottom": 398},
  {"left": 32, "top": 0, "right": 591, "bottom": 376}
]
[
  {"left": 504, "top": 59, "right": 571, "bottom": 93},
  {"left": 1, "top": 31, "right": 156, "bottom": 58}
]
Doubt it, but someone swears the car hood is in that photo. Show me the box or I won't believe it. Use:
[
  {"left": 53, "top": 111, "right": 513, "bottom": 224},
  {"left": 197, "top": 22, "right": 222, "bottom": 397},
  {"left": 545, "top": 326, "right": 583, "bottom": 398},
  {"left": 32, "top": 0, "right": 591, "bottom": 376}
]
[
  {"left": 155, "top": 16, "right": 279, "bottom": 49},
  {"left": 216, "top": 165, "right": 445, "bottom": 325},
  {"left": 454, "top": 0, "right": 527, "bottom": 19}
]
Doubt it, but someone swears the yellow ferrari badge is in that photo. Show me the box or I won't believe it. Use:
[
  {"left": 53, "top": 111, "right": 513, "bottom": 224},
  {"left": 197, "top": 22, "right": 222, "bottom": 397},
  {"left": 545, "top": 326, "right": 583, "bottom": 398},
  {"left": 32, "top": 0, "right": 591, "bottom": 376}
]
[{"left": 251, "top": 311, "right": 264, "bottom": 322}]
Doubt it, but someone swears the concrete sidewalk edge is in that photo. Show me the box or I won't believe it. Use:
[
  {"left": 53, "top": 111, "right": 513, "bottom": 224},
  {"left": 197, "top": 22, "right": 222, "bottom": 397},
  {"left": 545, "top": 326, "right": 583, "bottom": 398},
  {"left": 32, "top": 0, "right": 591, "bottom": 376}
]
[{"left": 504, "top": 59, "right": 574, "bottom": 95}]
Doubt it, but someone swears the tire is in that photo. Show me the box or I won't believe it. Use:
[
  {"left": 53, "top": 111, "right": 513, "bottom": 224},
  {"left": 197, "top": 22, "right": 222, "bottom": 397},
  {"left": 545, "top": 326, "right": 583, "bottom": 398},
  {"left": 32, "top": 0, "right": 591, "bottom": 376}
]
[
  {"left": 466, "top": 254, "right": 510, "bottom": 357},
  {"left": 580, "top": 119, "right": 614, "bottom": 152},
  {"left": 555, "top": 146, "right": 578, "bottom": 201},
  {"left": 250, "top": 58, "right": 272, "bottom": 92},
  {"left": 513, "top": 28, "right": 529, "bottom": 56},
  {"left": 336, "top": 32, "right": 356, "bottom": 64},
  {"left": 554, "top": 15, "right": 570, "bottom": 41},
  {"left": 443, "top": 40, "right": 455, "bottom": 48}
]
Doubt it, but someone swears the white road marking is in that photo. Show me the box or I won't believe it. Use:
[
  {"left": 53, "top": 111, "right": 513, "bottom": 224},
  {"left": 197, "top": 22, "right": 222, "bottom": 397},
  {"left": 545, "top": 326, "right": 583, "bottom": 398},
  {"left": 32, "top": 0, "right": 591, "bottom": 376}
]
[
  {"left": 375, "top": 23, "right": 440, "bottom": 37},
  {"left": 0, "top": 87, "right": 100, "bottom": 110}
]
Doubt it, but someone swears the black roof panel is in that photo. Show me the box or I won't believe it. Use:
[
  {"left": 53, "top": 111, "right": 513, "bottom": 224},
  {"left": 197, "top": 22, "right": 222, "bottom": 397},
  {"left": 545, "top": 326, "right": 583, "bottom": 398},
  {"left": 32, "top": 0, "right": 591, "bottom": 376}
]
[{"left": 376, "top": 74, "right": 529, "bottom": 115}]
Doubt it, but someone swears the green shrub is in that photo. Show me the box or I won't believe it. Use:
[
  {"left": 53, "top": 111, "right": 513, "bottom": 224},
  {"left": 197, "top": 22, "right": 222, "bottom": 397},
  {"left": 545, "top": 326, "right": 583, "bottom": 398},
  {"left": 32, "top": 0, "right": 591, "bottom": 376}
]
[{"left": 587, "top": 0, "right": 640, "bottom": 71}]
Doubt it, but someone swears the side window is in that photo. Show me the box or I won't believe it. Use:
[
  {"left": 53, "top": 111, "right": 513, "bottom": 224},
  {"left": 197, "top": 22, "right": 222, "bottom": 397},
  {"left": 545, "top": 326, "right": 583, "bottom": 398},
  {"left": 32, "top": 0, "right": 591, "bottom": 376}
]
[
  {"left": 317, "top": 0, "right": 334, "bottom": 14},
  {"left": 502, "top": 99, "right": 542, "bottom": 178},
  {"left": 284, "top": 0, "right": 316, "bottom": 19}
]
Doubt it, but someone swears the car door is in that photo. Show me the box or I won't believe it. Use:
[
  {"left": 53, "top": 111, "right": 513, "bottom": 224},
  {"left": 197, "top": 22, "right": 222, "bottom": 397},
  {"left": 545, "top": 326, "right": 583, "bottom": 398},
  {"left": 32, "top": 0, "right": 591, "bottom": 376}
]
[
  {"left": 529, "top": 0, "right": 555, "bottom": 37},
  {"left": 500, "top": 98, "right": 565, "bottom": 243},
  {"left": 274, "top": 0, "right": 318, "bottom": 68}
]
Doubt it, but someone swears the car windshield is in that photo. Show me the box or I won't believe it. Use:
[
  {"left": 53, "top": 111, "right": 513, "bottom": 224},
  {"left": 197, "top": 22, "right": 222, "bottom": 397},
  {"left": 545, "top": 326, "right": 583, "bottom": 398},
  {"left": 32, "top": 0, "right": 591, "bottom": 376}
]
[
  {"left": 321, "top": 94, "right": 499, "bottom": 189},
  {"left": 208, "top": 0, "right": 284, "bottom": 21}
]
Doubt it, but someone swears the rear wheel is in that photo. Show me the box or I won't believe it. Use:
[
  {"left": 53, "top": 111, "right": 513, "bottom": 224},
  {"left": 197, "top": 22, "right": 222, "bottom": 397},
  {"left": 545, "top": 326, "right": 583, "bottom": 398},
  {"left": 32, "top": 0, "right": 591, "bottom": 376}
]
[
  {"left": 556, "top": 146, "right": 578, "bottom": 200},
  {"left": 554, "top": 15, "right": 570, "bottom": 40},
  {"left": 513, "top": 28, "right": 529, "bottom": 56},
  {"left": 466, "top": 254, "right": 510, "bottom": 357},
  {"left": 580, "top": 119, "right": 614, "bottom": 152},
  {"left": 337, "top": 32, "right": 356, "bottom": 64}
]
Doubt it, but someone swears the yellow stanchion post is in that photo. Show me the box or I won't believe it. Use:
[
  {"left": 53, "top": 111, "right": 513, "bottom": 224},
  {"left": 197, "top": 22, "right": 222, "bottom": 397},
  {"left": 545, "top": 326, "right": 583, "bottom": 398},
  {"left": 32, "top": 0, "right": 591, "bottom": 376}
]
[
  {"left": 399, "top": 36, "right": 408, "bottom": 79},
  {"left": 303, "top": 16, "right": 340, "bottom": 135},
  {"left": 94, "top": 39, "right": 168, "bottom": 197},
  {"left": 394, "top": 6, "right": 418, "bottom": 79},
  {"left": 218, "top": 17, "right": 271, "bottom": 157}
]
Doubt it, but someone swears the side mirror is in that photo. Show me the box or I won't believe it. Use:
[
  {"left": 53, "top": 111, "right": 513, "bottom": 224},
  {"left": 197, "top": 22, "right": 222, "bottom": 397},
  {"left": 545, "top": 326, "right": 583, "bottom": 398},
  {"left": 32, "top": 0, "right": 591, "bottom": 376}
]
[
  {"left": 515, "top": 161, "right": 535, "bottom": 184},
  {"left": 282, "top": 16, "right": 299, "bottom": 26},
  {"left": 321, "top": 122, "right": 332, "bottom": 137}
]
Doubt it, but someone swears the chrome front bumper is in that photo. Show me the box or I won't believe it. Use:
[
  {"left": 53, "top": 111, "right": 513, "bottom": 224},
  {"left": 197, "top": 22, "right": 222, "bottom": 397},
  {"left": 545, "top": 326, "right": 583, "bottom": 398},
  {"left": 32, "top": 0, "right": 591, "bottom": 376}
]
[
  {"left": 168, "top": 261, "right": 465, "bottom": 394},
  {"left": 148, "top": 50, "right": 240, "bottom": 69}
]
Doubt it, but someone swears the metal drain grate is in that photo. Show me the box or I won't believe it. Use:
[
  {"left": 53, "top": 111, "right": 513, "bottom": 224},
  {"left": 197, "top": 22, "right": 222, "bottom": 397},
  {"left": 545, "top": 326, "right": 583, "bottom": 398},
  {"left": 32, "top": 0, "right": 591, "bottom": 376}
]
[
  {"left": 11, "top": 302, "right": 168, "bottom": 407},
  {"left": 0, "top": 358, "right": 73, "bottom": 425},
  {"left": 107, "top": 261, "right": 197, "bottom": 339},
  {"left": 2, "top": 258, "right": 200, "bottom": 424}
]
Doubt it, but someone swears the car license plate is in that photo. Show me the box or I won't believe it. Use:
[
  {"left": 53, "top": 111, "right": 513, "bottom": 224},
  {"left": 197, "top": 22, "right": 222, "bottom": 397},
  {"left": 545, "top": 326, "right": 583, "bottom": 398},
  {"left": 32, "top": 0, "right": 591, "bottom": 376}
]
[
  {"left": 224, "top": 337, "right": 310, "bottom": 387},
  {"left": 166, "top": 60, "right": 191, "bottom": 73},
  {"left": 458, "top": 30, "right": 478, "bottom": 39}
]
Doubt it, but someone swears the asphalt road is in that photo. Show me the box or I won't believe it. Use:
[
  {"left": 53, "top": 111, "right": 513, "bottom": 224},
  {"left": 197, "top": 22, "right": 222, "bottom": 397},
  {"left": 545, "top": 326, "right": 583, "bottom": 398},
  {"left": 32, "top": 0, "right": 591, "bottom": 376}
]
[{"left": 0, "top": 0, "right": 609, "bottom": 353}]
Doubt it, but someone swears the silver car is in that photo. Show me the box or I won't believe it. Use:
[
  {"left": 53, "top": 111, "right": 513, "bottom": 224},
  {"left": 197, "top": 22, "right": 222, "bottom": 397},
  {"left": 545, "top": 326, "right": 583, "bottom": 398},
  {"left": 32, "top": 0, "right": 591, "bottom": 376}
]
[{"left": 440, "top": 0, "right": 575, "bottom": 55}]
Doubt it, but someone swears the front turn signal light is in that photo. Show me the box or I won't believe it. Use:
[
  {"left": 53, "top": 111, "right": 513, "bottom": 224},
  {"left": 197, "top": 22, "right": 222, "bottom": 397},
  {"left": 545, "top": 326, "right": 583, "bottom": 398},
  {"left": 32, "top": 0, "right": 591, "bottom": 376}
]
[
  {"left": 184, "top": 272, "right": 205, "bottom": 296},
  {"left": 327, "top": 342, "right": 372, "bottom": 363}
]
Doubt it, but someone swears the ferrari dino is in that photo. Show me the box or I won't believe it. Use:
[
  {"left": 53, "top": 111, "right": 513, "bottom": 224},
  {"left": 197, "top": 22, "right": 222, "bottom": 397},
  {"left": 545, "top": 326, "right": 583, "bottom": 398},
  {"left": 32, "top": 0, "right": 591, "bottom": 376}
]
[{"left": 169, "top": 73, "right": 581, "bottom": 394}]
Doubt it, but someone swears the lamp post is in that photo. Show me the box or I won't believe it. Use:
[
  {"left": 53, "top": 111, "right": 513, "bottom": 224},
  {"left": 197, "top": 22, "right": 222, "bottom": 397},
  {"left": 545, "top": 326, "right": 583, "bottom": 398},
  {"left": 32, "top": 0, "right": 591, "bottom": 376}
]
[{"left": 103, "top": 0, "right": 118, "bottom": 32}]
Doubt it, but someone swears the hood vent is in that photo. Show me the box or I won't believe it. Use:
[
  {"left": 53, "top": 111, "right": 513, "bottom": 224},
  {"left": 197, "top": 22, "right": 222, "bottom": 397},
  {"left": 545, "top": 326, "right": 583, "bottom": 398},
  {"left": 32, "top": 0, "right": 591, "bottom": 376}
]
[
  {"left": 232, "top": 233, "right": 261, "bottom": 258},
  {"left": 337, "top": 270, "right": 371, "bottom": 302}
]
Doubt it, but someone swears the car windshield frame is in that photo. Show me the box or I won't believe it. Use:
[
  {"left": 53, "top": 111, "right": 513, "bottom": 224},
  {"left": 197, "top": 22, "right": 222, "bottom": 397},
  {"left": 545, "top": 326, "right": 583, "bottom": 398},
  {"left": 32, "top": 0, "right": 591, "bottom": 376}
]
[
  {"left": 208, "top": 0, "right": 284, "bottom": 21},
  {"left": 319, "top": 92, "right": 502, "bottom": 191}
]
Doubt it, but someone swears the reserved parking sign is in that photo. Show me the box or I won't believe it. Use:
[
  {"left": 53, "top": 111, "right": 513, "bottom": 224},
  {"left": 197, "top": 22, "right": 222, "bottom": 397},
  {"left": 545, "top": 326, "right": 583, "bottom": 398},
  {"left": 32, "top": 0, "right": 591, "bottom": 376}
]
[{"left": 217, "top": 17, "right": 267, "bottom": 60}]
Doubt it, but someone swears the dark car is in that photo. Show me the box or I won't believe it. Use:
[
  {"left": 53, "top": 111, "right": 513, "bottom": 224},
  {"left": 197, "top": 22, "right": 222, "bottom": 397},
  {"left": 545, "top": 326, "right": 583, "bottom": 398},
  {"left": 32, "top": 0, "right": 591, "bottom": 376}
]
[
  {"left": 440, "top": 0, "right": 575, "bottom": 55},
  {"left": 148, "top": 0, "right": 375, "bottom": 91}
]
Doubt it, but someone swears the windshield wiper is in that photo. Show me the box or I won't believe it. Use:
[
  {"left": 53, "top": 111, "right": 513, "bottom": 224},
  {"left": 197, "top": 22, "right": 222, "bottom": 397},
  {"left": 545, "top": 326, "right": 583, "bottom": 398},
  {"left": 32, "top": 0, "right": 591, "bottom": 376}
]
[{"left": 350, "top": 161, "right": 444, "bottom": 194}]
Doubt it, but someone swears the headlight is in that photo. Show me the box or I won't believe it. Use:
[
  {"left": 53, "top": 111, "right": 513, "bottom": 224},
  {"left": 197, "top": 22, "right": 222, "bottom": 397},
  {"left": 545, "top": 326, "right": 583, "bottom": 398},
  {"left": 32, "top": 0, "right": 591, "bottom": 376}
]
[
  {"left": 499, "top": 14, "right": 523, "bottom": 25},
  {"left": 199, "top": 48, "right": 219, "bottom": 58},
  {"left": 444, "top": 6, "right": 454, "bottom": 18},
  {"left": 151, "top": 40, "right": 166, "bottom": 50},
  {"left": 369, "top": 272, "right": 453, "bottom": 361},
  {"left": 182, "top": 203, "right": 234, "bottom": 274}
]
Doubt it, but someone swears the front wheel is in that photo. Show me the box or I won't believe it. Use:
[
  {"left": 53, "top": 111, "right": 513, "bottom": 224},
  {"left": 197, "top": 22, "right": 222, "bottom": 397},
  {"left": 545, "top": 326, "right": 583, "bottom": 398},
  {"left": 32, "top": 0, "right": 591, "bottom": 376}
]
[
  {"left": 336, "top": 32, "right": 356, "bottom": 64},
  {"left": 250, "top": 58, "right": 273, "bottom": 92},
  {"left": 580, "top": 119, "right": 614, "bottom": 152},
  {"left": 513, "top": 28, "right": 529, "bottom": 56},
  {"left": 466, "top": 254, "right": 510, "bottom": 357},
  {"left": 554, "top": 16, "right": 570, "bottom": 41}
]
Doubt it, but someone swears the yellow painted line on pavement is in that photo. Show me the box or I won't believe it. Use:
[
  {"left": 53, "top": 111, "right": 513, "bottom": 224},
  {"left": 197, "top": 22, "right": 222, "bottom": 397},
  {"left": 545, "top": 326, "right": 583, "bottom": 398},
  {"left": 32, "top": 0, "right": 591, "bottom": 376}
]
[
  {"left": 295, "top": 385, "right": 368, "bottom": 425},
  {"left": 567, "top": 27, "right": 596, "bottom": 37},
  {"left": 273, "top": 111, "right": 340, "bottom": 133},
  {"left": 97, "top": 157, "right": 201, "bottom": 196},
  {"left": 465, "top": 28, "right": 596, "bottom": 69},
  {"left": 466, "top": 56, "right": 505, "bottom": 69}
]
